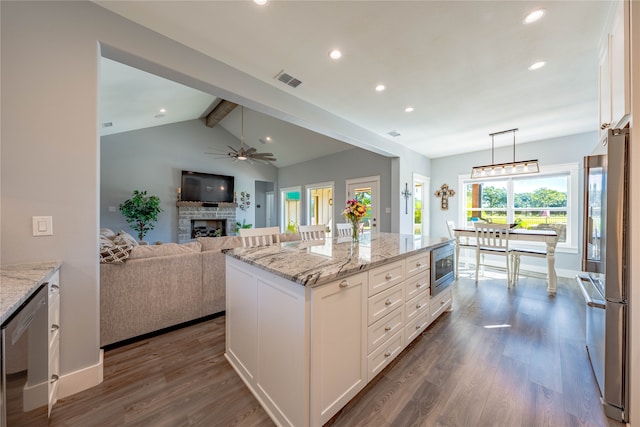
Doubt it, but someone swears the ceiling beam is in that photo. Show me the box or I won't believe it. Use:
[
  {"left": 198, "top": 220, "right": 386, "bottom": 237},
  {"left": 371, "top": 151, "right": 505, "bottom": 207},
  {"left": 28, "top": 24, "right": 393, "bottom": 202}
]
[{"left": 205, "top": 100, "right": 238, "bottom": 128}]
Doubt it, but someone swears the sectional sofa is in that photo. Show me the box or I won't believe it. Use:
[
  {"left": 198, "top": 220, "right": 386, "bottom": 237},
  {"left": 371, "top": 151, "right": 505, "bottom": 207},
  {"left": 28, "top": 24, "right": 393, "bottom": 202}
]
[{"left": 100, "top": 232, "right": 300, "bottom": 347}]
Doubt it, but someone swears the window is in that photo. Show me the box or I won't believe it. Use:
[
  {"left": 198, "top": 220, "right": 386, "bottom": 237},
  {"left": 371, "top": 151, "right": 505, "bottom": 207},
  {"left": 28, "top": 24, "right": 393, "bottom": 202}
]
[{"left": 459, "top": 163, "right": 578, "bottom": 251}]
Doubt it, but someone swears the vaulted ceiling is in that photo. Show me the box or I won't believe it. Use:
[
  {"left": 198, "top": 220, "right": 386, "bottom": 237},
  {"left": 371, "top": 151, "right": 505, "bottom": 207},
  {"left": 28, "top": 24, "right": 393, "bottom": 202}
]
[{"left": 96, "top": 1, "right": 610, "bottom": 163}]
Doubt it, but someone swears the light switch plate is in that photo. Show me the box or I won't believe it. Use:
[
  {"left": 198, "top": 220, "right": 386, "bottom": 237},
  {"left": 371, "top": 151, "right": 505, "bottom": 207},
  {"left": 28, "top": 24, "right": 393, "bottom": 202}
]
[{"left": 32, "top": 216, "right": 53, "bottom": 236}]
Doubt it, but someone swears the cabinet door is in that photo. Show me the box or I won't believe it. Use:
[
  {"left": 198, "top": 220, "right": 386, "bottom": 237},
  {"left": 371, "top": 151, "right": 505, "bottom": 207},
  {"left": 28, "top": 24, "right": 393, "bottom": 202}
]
[
  {"left": 598, "top": 42, "right": 611, "bottom": 137},
  {"left": 310, "top": 273, "right": 367, "bottom": 426},
  {"left": 610, "top": 0, "right": 630, "bottom": 125}
]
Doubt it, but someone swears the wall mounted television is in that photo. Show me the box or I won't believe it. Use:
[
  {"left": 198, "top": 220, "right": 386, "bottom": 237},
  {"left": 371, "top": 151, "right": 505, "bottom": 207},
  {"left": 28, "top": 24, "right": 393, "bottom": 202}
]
[{"left": 181, "top": 170, "right": 235, "bottom": 203}]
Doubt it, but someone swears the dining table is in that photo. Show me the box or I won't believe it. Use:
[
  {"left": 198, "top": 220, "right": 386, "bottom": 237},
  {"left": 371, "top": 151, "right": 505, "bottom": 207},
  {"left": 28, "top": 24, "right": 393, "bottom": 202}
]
[{"left": 453, "top": 227, "right": 559, "bottom": 295}]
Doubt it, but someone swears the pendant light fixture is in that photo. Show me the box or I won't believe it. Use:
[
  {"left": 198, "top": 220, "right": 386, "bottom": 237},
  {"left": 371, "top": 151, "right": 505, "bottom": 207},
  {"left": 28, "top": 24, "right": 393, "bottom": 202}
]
[{"left": 470, "top": 128, "right": 539, "bottom": 179}]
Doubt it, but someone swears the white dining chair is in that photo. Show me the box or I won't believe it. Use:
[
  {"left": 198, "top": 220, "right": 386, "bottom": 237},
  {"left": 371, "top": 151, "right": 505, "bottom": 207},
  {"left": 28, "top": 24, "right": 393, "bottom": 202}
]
[
  {"left": 336, "top": 223, "right": 352, "bottom": 237},
  {"left": 446, "top": 220, "right": 477, "bottom": 272},
  {"left": 473, "top": 222, "right": 513, "bottom": 287},
  {"left": 239, "top": 226, "right": 280, "bottom": 248},
  {"left": 298, "top": 224, "right": 326, "bottom": 241}
]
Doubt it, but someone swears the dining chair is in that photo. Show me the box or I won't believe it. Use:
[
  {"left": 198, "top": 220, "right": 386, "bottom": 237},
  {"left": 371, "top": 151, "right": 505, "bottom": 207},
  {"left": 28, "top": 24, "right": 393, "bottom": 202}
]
[
  {"left": 446, "top": 220, "right": 477, "bottom": 272},
  {"left": 473, "top": 222, "right": 513, "bottom": 287},
  {"left": 298, "top": 224, "right": 326, "bottom": 241},
  {"left": 239, "top": 226, "right": 280, "bottom": 248},
  {"left": 336, "top": 223, "right": 352, "bottom": 237}
]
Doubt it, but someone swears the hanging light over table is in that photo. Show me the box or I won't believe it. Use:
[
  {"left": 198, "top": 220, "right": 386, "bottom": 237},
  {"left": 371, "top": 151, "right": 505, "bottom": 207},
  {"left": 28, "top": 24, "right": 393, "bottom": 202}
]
[{"left": 470, "top": 128, "right": 539, "bottom": 179}]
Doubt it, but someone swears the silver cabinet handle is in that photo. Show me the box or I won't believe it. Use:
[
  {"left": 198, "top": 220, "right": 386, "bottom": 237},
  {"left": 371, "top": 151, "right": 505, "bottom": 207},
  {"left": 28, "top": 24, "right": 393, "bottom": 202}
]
[
  {"left": 440, "top": 300, "right": 446, "bottom": 305},
  {"left": 385, "top": 273, "right": 392, "bottom": 280},
  {"left": 416, "top": 261, "right": 422, "bottom": 267},
  {"left": 384, "top": 325, "right": 391, "bottom": 332},
  {"left": 416, "top": 282, "right": 423, "bottom": 288},
  {"left": 384, "top": 351, "right": 391, "bottom": 357},
  {"left": 385, "top": 299, "right": 392, "bottom": 306},
  {"left": 51, "top": 324, "right": 60, "bottom": 332},
  {"left": 51, "top": 374, "right": 59, "bottom": 383},
  {"left": 416, "top": 303, "right": 422, "bottom": 309},
  {"left": 339, "top": 280, "right": 349, "bottom": 288},
  {"left": 416, "top": 324, "right": 422, "bottom": 330}
]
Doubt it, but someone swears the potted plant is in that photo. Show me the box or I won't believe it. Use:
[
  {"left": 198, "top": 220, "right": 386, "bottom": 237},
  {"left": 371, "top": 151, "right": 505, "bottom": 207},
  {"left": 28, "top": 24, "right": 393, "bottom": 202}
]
[{"left": 119, "top": 190, "right": 163, "bottom": 242}]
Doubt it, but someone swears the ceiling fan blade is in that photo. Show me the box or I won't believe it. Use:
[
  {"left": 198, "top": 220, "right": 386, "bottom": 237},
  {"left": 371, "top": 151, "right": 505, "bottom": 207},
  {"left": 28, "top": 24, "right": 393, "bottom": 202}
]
[
  {"left": 251, "top": 153, "right": 275, "bottom": 158},
  {"left": 227, "top": 145, "right": 239, "bottom": 153},
  {"left": 244, "top": 147, "right": 257, "bottom": 155}
]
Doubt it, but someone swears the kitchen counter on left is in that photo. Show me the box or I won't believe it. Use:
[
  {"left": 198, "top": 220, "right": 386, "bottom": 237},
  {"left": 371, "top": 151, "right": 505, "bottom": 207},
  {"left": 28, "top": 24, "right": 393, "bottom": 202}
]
[{"left": 0, "top": 260, "right": 62, "bottom": 325}]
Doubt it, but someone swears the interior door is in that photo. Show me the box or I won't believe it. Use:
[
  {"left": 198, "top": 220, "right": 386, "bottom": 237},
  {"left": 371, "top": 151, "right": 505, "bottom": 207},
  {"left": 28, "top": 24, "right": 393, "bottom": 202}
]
[{"left": 346, "top": 176, "right": 379, "bottom": 234}]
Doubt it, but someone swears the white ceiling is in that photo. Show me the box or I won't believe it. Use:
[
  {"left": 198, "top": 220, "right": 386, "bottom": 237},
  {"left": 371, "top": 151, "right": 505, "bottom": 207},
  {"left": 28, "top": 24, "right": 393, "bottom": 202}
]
[{"left": 96, "top": 0, "right": 611, "bottom": 162}]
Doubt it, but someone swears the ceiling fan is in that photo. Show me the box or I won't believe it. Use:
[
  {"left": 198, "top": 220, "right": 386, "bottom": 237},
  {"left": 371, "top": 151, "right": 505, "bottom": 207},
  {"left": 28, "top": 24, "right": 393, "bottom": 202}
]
[{"left": 207, "top": 106, "right": 277, "bottom": 164}]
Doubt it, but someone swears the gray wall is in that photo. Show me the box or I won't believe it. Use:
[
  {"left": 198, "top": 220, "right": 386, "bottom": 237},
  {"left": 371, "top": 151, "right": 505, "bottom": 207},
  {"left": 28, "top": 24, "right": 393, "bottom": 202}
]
[
  {"left": 278, "top": 148, "right": 393, "bottom": 232},
  {"left": 429, "top": 131, "right": 598, "bottom": 275},
  {"left": 100, "top": 119, "right": 277, "bottom": 242}
]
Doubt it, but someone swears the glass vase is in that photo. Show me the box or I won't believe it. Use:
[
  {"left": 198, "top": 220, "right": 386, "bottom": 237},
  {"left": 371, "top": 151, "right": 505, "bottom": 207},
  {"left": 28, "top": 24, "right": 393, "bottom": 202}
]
[{"left": 351, "top": 220, "right": 359, "bottom": 244}]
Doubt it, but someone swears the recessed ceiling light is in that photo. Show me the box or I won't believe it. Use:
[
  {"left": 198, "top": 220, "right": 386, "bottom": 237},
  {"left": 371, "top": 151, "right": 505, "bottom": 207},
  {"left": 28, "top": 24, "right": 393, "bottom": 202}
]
[
  {"left": 528, "top": 61, "right": 546, "bottom": 70},
  {"left": 254, "top": 0, "right": 268, "bottom": 5},
  {"left": 523, "top": 9, "right": 546, "bottom": 24},
  {"left": 159, "top": 108, "right": 166, "bottom": 113},
  {"left": 329, "top": 49, "right": 342, "bottom": 60},
  {"left": 405, "top": 107, "right": 414, "bottom": 113},
  {"left": 375, "top": 84, "right": 386, "bottom": 92}
]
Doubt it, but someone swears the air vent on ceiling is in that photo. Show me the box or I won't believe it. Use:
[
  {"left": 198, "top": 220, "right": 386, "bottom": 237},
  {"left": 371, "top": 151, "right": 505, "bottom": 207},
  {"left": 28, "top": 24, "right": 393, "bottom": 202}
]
[
  {"left": 387, "top": 130, "right": 401, "bottom": 137},
  {"left": 274, "top": 70, "right": 302, "bottom": 88},
  {"left": 102, "top": 122, "right": 113, "bottom": 128}
]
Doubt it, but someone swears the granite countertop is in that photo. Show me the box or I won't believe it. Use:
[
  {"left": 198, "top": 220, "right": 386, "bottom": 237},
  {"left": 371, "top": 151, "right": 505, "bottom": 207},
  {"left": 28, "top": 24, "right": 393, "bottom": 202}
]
[
  {"left": 1, "top": 260, "right": 62, "bottom": 326},
  {"left": 225, "top": 232, "right": 452, "bottom": 287}
]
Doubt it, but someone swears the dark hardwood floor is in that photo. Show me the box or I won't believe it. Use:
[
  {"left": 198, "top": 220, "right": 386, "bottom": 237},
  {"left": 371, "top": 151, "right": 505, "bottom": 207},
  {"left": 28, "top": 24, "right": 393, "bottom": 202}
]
[{"left": 44, "top": 269, "right": 624, "bottom": 427}]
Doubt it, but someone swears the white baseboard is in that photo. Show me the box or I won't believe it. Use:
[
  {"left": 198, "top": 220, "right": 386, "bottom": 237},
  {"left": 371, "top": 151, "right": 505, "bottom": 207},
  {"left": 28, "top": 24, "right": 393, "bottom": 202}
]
[{"left": 57, "top": 350, "right": 104, "bottom": 400}]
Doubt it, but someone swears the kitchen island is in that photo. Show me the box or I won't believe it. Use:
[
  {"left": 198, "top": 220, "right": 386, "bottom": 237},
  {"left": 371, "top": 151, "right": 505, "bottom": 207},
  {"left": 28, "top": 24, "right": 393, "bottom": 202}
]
[{"left": 224, "top": 233, "right": 453, "bottom": 427}]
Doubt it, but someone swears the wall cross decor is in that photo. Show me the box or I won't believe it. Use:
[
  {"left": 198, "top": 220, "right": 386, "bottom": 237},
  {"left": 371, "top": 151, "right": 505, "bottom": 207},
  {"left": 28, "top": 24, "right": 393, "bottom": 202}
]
[
  {"left": 435, "top": 184, "right": 455, "bottom": 210},
  {"left": 401, "top": 183, "right": 412, "bottom": 214}
]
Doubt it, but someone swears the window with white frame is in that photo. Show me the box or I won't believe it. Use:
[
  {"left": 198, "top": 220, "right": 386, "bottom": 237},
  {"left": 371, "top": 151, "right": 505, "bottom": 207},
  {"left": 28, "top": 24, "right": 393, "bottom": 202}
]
[{"left": 458, "top": 163, "right": 579, "bottom": 251}]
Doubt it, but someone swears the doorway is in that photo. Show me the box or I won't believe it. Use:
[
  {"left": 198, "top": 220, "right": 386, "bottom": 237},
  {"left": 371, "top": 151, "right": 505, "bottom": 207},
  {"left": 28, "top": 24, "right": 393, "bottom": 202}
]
[
  {"left": 280, "top": 186, "right": 301, "bottom": 233},
  {"left": 413, "top": 174, "right": 430, "bottom": 237},
  {"left": 346, "top": 176, "right": 379, "bottom": 234},
  {"left": 255, "top": 181, "right": 275, "bottom": 228},
  {"left": 306, "top": 182, "right": 334, "bottom": 231}
]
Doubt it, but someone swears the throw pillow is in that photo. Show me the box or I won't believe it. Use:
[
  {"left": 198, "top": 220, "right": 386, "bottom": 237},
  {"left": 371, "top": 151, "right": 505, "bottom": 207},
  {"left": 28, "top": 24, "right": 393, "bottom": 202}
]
[
  {"left": 99, "top": 241, "right": 133, "bottom": 263},
  {"left": 113, "top": 230, "right": 138, "bottom": 247}
]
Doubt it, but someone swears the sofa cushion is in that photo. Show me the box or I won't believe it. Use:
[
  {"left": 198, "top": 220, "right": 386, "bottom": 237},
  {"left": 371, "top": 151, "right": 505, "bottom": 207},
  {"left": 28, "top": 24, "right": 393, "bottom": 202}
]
[
  {"left": 197, "top": 236, "right": 243, "bottom": 252},
  {"left": 128, "top": 241, "right": 202, "bottom": 260},
  {"left": 100, "top": 228, "right": 116, "bottom": 239}
]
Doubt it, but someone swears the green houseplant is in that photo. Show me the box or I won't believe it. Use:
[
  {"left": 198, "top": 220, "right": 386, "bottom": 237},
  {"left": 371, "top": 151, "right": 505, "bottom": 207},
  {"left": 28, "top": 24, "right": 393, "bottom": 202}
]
[{"left": 119, "top": 190, "right": 163, "bottom": 242}]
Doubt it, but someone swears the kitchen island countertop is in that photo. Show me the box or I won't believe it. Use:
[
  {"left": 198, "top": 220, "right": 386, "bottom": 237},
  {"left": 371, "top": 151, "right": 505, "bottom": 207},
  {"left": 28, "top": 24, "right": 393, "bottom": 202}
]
[{"left": 224, "top": 232, "right": 452, "bottom": 287}]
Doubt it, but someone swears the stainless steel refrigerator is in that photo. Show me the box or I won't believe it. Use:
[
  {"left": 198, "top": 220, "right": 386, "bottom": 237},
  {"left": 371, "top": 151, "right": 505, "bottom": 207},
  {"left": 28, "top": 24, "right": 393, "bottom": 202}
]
[{"left": 578, "top": 127, "right": 630, "bottom": 422}]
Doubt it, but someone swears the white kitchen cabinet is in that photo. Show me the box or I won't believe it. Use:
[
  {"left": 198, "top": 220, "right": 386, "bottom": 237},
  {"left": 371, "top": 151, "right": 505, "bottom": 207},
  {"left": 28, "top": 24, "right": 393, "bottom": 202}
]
[
  {"left": 47, "top": 272, "right": 60, "bottom": 415},
  {"left": 599, "top": 0, "right": 631, "bottom": 138},
  {"left": 429, "top": 287, "right": 453, "bottom": 324},
  {"left": 310, "top": 273, "right": 368, "bottom": 426}
]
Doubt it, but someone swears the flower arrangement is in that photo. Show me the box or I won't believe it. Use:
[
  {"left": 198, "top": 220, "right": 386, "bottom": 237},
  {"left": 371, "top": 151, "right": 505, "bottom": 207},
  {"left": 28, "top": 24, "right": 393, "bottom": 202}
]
[{"left": 343, "top": 199, "right": 367, "bottom": 242}]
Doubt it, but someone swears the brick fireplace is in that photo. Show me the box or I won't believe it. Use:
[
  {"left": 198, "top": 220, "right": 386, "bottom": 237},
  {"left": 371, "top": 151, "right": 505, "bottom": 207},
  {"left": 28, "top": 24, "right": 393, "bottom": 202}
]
[{"left": 177, "top": 202, "right": 237, "bottom": 243}]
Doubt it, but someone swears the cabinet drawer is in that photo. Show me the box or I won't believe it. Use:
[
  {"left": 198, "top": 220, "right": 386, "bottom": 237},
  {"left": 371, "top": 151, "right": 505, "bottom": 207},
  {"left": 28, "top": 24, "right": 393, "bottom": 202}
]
[
  {"left": 367, "top": 330, "right": 403, "bottom": 381},
  {"left": 405, "top": 291, "right": 429, "bottom": 324},
  {"left": 430, "top": 288, "right": 453, "bottom": 323},
  {"left": 405, "top": 252, "right": 430, "bottom": 278},
  {"left": 368, "top": 260, "right": 404, "bottom": 296},
  {"left": 405, "top": 311, "right": 430, "bottom": 344},
  {"left": 368, "top": 284, "right": 403, "bottom": 326},
  {"left": 404, "top": 271, "right": 429, "bottom": 301},
  {"left": 367, "top": 306, "right": 404, "bottom": 355}
]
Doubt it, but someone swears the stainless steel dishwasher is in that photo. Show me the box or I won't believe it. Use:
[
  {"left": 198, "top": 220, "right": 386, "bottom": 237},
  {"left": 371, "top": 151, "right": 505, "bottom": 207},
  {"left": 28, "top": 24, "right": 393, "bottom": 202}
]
[{"left": 1, "top": 284, "right": 48, "bottom": 426}]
